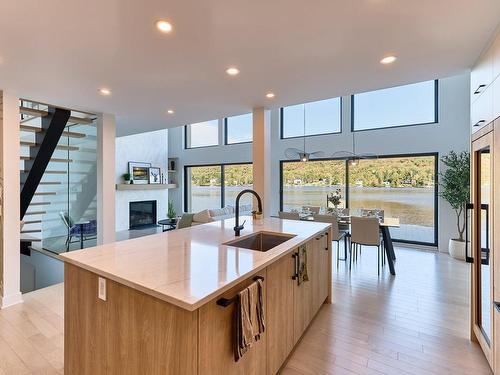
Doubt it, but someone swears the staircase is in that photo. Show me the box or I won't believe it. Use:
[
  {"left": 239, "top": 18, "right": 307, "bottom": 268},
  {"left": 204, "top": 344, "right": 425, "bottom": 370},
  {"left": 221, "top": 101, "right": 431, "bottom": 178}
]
[{"left": 19, "top": 100, "right": 98, "bottom": 254}]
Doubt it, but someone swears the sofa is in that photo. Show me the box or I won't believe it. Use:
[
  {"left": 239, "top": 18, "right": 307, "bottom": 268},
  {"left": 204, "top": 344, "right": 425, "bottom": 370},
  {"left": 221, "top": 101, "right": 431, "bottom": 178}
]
[{"left": 191, "top": 204, "right": 253, "bottom": 225}]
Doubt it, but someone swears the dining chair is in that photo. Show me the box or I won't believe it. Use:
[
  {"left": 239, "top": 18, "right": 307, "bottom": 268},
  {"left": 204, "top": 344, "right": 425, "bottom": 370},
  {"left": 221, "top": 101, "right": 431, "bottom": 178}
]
[
  {"left": 313, "top": 214, "right": 348, "bottom": 267},
  {"left": 303, "top": 205, "right": 320, "bottom": 214},
  {"left": 279, "top": 211, "right": 300, "bottom": 220},
  {"left": 350, "top": 216, "right": 384, "bottom": 275}
]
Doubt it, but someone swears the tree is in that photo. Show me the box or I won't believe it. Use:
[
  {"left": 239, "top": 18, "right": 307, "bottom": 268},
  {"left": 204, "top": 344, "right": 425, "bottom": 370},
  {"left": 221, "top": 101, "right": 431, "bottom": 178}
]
[{"left": 438, "top": 151, "right": 470, "bottom": 241}]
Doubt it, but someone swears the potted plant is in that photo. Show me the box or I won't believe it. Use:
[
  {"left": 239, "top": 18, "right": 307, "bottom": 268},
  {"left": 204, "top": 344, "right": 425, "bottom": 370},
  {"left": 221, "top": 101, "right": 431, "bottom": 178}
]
[
  {"left": 123, "top": 173, "right": 131, "bottom": 184},
  {"left": 438, "top": 151, "right": 470, "bottom": 260},
  {"left": 167, "top": 200, "right": 176, "bottom": 223}
]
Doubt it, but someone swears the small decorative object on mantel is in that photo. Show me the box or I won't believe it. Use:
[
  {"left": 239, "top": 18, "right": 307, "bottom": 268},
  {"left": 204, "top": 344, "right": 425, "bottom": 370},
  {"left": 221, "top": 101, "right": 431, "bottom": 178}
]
[
  {"left": 128, "top": 162, "right": 151, "bottom": 184},
  {"left": 149, "top": 167, "right": 161, "bottom": 184},
  {"left": 122, "top": 173, "right": 131, "bottom": 184},
  {"left": 327, "top": 189, "right": 342, "bottom": 209}
]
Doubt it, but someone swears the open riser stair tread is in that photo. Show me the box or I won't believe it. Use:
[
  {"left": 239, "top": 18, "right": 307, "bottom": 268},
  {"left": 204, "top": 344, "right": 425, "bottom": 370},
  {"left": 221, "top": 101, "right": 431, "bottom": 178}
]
[
  {"left": 24, "top": 211, "right": 46, "bottom": 215},
  {"left": 21, "top": 229, "right": 42, "bottom": 234},
  {"left": 19, "top": 106, "right": 95, "bottom": 125},
  {"left": 20, "top": 125, "right": 87, "bottom": 138},
  {"left": 20, "top": 141, "right": 79, "bottom": 151}
]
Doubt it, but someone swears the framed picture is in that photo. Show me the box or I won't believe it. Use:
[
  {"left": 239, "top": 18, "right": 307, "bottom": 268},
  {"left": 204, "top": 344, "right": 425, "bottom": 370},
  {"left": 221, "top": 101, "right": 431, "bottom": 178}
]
[
  {"left": 149, "top": 167, "right": 161, "bottom": 184},
  {"left": 128, "top": 162, "right": 151, "bottom": 184}
]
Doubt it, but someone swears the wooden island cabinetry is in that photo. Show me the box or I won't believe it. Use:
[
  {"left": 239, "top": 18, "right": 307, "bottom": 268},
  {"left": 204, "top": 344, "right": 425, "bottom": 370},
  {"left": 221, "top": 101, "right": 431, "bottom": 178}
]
[{"left": 62, "top": 218, "right": 332, "bottom": 375}]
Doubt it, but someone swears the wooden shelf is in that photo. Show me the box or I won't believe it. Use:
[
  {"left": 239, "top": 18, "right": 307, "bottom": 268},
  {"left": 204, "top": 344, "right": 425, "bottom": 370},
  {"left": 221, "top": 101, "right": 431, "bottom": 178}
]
[{"left": 116, "top": 183, "right": 177, "bottom": 191}]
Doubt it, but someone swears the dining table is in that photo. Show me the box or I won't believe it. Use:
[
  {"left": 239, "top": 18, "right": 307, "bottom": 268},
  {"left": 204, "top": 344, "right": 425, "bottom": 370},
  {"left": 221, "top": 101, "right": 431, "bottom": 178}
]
[{"left": 299, "top": 212, "right": 400, "bottom": 275}]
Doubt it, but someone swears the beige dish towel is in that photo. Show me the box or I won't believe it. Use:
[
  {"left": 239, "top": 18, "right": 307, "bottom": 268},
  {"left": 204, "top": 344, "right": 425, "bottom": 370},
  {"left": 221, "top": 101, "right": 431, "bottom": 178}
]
[
  {"left": 298, "top": 245, "right": 309, "bottom": 284},
  {"left": 234, "top": 279, "right": 266, "bottom": 362}
]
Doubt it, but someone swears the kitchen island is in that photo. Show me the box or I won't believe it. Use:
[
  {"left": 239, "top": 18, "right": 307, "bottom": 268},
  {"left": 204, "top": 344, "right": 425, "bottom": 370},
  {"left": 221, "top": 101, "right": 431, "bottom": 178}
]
[{"left": 60, "top": 216, "right": 332, "bottom": 375}]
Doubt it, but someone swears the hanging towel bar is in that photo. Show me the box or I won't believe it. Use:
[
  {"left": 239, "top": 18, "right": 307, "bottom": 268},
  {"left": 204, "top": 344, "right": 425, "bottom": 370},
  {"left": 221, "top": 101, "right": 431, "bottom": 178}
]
[{"left": 216, "top": 276, "right": 264, "bottom": 307}]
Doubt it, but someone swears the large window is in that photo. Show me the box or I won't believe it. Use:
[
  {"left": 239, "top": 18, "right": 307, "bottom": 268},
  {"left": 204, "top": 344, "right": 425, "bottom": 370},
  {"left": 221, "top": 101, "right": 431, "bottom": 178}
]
[
  {"left": 225, "top": 113, "right": 252, "bottom": 144},
  {"left": 352, "top": 80, "right": 438, "bottom": 131},
  {"left": 185, "top": 165, "right": 222, "bottom": 212},
  {"left": 348, "top": 155, "right": 437, "bottom": 244},
  {"left": 280, "top": 154, "right": 438, "bottom": 245},
  {"left": 185, "top": 120, "right": 219, "bottom": 148},
  {"left": 281, "top": 160, "right": 346, "bottom": 212},
  {"left": 224, "top": 164, "right": 254, "bottom": 207},
  {"left": 185, "top": 163, "right": 253, "bottom": 212},
  {"left": 281, "top": 97, "right": 341, "bottom": 138}
]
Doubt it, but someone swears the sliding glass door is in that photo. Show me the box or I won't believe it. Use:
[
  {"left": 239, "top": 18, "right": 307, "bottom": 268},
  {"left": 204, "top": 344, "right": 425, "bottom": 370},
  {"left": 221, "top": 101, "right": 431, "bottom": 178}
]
[
  {"left": 280, "top": 154, "right": 438, "bottom": 245},
  {"left": 348, "top": 155, "right": 437, "bottom": 244}
]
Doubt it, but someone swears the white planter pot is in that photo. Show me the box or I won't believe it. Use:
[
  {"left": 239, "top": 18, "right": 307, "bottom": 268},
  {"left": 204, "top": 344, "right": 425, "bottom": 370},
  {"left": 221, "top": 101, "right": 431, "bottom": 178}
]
[{"left": 449, "top": 239, "right": 466, "bottom": 260}]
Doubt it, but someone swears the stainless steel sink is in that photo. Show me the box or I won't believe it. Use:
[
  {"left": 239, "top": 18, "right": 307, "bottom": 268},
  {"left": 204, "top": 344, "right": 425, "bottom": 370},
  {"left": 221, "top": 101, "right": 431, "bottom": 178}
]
[{"left": 224, "top": 231, "right": 296, "bottom": 252}]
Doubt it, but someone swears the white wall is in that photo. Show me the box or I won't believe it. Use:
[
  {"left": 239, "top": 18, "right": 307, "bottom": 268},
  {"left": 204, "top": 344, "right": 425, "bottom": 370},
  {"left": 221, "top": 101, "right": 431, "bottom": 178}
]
[
  {"left": 115, "top": 129, "right": 169, "bottom": 231},
  {"left": 168, "top": 73, "right": 471, "bottom": 252}
]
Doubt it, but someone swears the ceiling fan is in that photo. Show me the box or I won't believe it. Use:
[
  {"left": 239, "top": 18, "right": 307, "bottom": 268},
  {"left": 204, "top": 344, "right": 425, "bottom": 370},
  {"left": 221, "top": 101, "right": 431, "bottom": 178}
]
[{"left": 284, "top": 108, "right": 325, "bottom": 162}]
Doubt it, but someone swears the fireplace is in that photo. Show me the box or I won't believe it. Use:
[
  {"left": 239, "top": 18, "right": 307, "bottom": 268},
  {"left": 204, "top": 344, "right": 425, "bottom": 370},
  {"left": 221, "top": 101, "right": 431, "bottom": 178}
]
[{"left": 129, "top": 200, "right": 157, "bottom": 229}]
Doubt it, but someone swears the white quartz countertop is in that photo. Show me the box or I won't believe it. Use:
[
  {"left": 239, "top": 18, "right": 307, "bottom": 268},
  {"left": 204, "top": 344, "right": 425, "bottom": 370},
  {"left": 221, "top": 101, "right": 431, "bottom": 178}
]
[{"left": 60, "top": 216, "right": 331, "bottom": 311}]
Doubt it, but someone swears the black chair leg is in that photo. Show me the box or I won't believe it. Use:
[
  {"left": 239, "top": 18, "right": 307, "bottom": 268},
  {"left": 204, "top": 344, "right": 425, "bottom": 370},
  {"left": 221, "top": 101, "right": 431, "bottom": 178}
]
[
  {"left": 349, "top": 242, "right": 352, "bottom": 270},
  {"left": 377, "top": 246, "right": 380, "bottom": 276},
  {"left": 336, "top": 241, "right": 339, "bottom": 268}
]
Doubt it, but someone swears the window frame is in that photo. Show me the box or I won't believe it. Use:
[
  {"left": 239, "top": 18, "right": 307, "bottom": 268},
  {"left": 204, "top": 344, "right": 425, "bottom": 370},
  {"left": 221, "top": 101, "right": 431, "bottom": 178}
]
[
  {"left": 184, "top": 120, "right": 220, "bottom": 149},
  {"left": 279, "top": 152, "right": 439, "bottom": 246},
  {"left": 223, "top": 115, "right": 253, "bottom": 145},
  {"left": 351, "top": 80, "right": 439, "bottom": 133},
  {"left": 183, "top": 161, "right": 253, "bottom": 212},
  {"left": 280, "top": 97, "right": 343, "bottom": 140}
]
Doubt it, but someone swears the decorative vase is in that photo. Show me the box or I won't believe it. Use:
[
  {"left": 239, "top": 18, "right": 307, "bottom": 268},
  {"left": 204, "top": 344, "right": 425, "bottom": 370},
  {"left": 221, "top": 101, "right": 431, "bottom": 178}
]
[
  {"left": 449, "top": 239, "right": 466, "bottom": 260},
  {"left": 124, "top": 180, "right": 131, "bottom": 185}
]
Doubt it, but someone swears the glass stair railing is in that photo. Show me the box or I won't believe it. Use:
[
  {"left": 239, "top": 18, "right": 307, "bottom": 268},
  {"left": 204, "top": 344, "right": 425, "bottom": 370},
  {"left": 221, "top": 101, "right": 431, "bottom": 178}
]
[{"left": 20, "top": 99, "right": 98, "bottom": 255}]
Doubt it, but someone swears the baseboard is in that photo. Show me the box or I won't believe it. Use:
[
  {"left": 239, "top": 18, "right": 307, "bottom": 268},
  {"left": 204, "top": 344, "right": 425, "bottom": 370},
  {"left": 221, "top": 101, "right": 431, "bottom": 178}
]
[{"left": 0, "top": 292, "right": 23, "bottom": 309}]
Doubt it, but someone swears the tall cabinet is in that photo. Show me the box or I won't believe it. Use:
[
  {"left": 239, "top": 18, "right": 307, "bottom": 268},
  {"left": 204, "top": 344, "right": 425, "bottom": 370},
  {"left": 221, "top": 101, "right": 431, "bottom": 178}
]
[{"left": 470, "top": 27, "right": 500, "bottom": 373}]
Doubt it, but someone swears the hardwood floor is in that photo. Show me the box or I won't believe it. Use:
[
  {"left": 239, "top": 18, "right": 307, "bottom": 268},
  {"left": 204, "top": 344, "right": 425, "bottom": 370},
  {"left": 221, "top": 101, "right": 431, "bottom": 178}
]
[
  {"left": 281, "top": 245, "right": 492, "bottom": 375},
  {"left": 0, "top": 246, "right": 492, "bottom": 374},
  {"left": 0, "top": 283, "right": 63, "bottom": 374}
]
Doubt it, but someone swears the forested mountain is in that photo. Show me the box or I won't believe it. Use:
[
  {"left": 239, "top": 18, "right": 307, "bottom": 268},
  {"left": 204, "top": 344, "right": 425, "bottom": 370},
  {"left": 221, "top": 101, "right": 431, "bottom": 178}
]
[{"left": 189, "top": 157, "right": 435, "bottom": 188}]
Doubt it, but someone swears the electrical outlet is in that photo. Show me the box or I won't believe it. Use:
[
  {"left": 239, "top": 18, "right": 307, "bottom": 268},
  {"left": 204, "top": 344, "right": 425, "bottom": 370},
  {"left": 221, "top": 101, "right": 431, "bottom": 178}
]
[{"left": 98, "top": 277, "right": 106, "bottom": 301}]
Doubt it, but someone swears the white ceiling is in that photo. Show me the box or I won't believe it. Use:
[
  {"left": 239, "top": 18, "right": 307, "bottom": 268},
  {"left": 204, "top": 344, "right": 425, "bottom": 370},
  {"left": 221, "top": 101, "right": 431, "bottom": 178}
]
[{"left": 0, "top": 0, "right": 499, "bottom": 136}]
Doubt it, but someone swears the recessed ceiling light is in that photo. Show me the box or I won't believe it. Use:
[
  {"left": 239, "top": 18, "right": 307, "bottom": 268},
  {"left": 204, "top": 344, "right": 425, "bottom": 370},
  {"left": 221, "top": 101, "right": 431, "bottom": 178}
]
[
  {"left": 98, "top": 88, "right": 111, "bottom": 96},
  {"left": 266, "top": 92, "right": 275, "bottom": 98},
  {"left": 167, "top": 109, "right": 175, "bottom": 114},
  {"left": 380, "top": 55, "right": 397, "bottom": 65},
  {"left": 156, "top": 20, "right": 173, "bottom": 33},
  {"left": 226, "top": 67, "right": 240, "bottom": 76}
]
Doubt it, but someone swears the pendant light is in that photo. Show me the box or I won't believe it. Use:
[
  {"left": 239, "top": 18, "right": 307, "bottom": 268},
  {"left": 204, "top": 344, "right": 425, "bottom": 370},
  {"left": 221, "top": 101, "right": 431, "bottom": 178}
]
[{"left": 284, "top": 105, "right": 325, "bottom": 162}]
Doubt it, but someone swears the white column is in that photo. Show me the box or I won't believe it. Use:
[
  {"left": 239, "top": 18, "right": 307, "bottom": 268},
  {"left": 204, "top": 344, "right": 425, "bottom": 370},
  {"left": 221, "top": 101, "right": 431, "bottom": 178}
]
[
  {"left": 0, "top": 91, "right": 22, "bottom": 308},
  {"left": 97, "top": 113, "right": 116, "bottom": 244},
  {"left": 252, "top": 107, "right": 272, "bottom": 217}
]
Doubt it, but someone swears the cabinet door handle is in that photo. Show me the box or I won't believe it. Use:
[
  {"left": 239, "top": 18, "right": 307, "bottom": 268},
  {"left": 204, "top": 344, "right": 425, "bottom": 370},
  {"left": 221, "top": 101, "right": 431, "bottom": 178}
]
[
  {"left": 474, "top": 84, "right": 486, "bottom": 95},
  {"left": 324, "top": 232, "right": 329, "bottom": 251},
  {"left": 473, "top": 120, "right": 486, "bottom": 127},
  {"left": 291, "top": 253, "right": 299, "bottom": 280}
]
